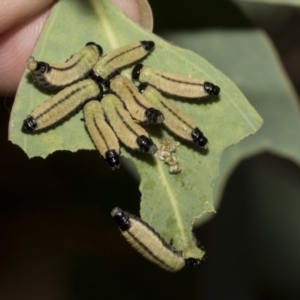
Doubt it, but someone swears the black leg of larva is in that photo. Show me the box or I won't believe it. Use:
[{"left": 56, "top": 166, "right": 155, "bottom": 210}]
[
  {"left": 103, "top": 71, "right": 120, "bottom": 88},
  {"left": 185, "top": 258, "right": 202, "bottom": 268},
  {"left": 89, "top": 71, "right": 104, "bottom": 84}
]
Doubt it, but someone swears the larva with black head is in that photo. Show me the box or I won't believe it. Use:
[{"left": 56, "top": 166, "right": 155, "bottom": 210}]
[
  {"left": 111, "top": 207, "right": 203, "bottom": 272},
  {"left": 132, "top": 64, "right": 220, "bottom": 99},
  {"left": 27, "top": 42, "right": 102, "bottom": 89},
  {"left": 106, "top": 74, "right": 164, "bottom": 124},
  {"left": 22, "top": 79, "right": 102, "bottom": 133},
  {"left": 100, "top": 93, "right": 157, "bottom": 154},
  {"left": 83, "top": 100, "right": 121, "bottom": 170},
  {"left": 91, "top": 41, "right": 154, "bottom": 83},
  {"left": 139, "top": 84, "right": 208, "bottom": 148}
]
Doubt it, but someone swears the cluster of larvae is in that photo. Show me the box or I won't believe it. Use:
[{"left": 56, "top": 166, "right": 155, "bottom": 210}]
[
  {"left": 23, "top": 41, "right": 218, "bottom": 271},
  {"left": 23, "top": 40, "right": 220, "bottom": 170}
]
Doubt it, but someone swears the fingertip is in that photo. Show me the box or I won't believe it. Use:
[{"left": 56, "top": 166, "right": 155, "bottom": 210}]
[
  {"left": 0, "top": 5, "right": 52, "bottom": 96},
  {"left": 111, "top": 0, "right": 153, "bottom": 31}
]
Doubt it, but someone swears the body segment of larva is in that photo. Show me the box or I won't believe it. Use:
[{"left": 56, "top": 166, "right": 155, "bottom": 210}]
[
  {"left": 22, "top": 79, "right": 102, "bottom": 133},
  {"left": 91, "top": 41, "right": 154, "bottom": 82},
  {"left": 132, "top": 64, "right": 220, "bottom": 99},
  {"left": 100, "top": 93, "right": 157, "bottom": 154},
  {"left": 107, "top": 74, "right": 164, "bottom": 124},
  {"left": 111, "top": 207, "right": 202, "bottom": 272},
  {"left": 27, "top": 42, "right": 102, "bottom": 89},
  {"left": 139, "top": 84, "right": 208, "bottom": 148},
  {"left": 83, "top": 100, "right": 120, "bottom": 170}
]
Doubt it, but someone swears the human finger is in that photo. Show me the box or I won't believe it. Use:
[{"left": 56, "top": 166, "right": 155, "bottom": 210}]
[
  {"left": 0, "top": 6, "right": 52, "bottom": 96},
  {"left": 0, "top": 0, "right": 55, "bottom": 36},
  {"left": 0, "top": 0, "right": 149, "bottom": 97}
]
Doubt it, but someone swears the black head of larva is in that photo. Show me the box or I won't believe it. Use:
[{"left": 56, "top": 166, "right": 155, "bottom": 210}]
[
  {"left": 204, "top": 82, "right": 220, "bottom": 96},
  {"left": 185, "top": 258, "right": 202, "bottom": 268},
  {"left": 86, "top": 42, "right": 103, "bottom": 56},
  {"left": 140, "top": 41, "right": 155, "bottom": 52},
  {"left": 22, "top": 116, "right": 37, "bottom": 133},
  {"left": 105, "top": 150, "right": 121, "bottom": 170},
  {"left": 136, "top": 135, "right": 157, "bottom": 154},
  {"left": 111, "top": 207, "right": 131, "bottom": 231},
  {"left": 191, "top": 128, "right": 208, "bottom": 148},
  {"left": 132, "top": 63, "right": 144, "bottom": 80},
  {"left": 138, "top": 82, "right": 149, "bottom": 94},
  {"left": 145, "top": 107, "right": 164, "bottom": 124},
  {"left": 36, "top": 61, "right": 50, "bottom": 73}
]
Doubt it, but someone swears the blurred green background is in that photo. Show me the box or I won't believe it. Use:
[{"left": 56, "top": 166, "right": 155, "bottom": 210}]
[{"left": 1, "top": 0, "right": 300, "bottom": 299}]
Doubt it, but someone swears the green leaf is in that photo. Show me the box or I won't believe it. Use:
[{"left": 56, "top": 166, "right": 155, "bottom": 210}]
[
  {"left": 164, "top": 29, "right": 300, "bottom": 219},
  {"left": 233, "top": 0, "right": 300, "bottom": 6},
  {"left": 9, "top": 0, "right": 262, "bottom": 260}
]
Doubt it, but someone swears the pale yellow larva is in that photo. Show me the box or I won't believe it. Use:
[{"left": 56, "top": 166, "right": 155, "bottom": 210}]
[
  {"left": 100, "top": 93, "right": 157, "bottom": 154},
  {"left": 107, "top": 74, "right": 164, "bottom": 124},
  {"left": 132, "top": 63, "right": 220, "bottom": 99},
  {"left": 91, "top": 41, "right": 154, "bottom": 82},
  {"left": 83, "top": 100, "right": 120, "bottom": 170},
  {"left": 22, "top": 79, "right": 102, "bottom": 133},
  {"left": 111, "top": 207, "right": 203, "bottom": 272},
  {"left": 139, "top": 83, "right": 208, "bottom": 148},
  {"left": 27, "top": 42, "right": 102, "bottom": 89}
]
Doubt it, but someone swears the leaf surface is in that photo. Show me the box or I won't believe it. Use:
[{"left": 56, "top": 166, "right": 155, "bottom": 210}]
[
  {"left": 9, "top": 0, "right": 262, "bottom": 259},
  {"left": 164, "top": 29, "right": 300, "bottom": 220}
]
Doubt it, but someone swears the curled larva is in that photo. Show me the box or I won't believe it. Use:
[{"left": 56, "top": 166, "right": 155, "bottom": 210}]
[
  {"left": 111, "top": 207, "right": 203, "bottom": 272},
  {"left": 27, "top": 42, "right": 102, "bottom": 89}
]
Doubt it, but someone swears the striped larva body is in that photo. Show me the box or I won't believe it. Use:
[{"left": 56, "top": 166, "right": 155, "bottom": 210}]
[
  {"left": 111, "top": 207, "right": 202, "bottom": 272},
  {"left": 100, "top": 93, "right": 157, "bottom": 154},
  {"left": 22, "top": 79, "right": 102, "bottom": 133},
  {"left": 107, "top": 74, "right": 164, "bottom": 124},
  {"left": 83, "top": 100, "right": 120, "bottom": 170},
  {"left": 27, "top": 42, "right": 102, "bottom": 89},
  {"left": 91, "top": 41, "right": 154, "bottom": 82},
  {"left": 132, "top": 64, "right": 220, "bottom": 99},
  {"left": 139, "top": 84, "right": 208, "bottom": 148}
]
